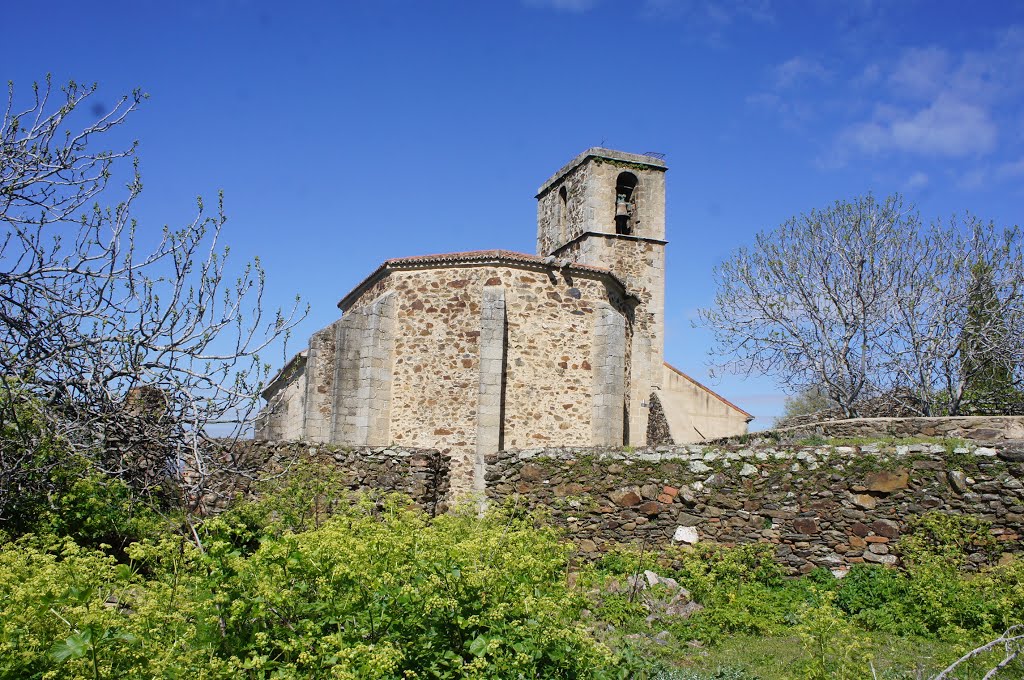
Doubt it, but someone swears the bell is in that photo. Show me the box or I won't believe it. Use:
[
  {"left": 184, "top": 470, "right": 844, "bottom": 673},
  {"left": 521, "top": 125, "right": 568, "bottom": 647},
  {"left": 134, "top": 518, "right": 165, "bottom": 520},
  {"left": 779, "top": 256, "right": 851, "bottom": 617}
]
[{"left": 615, "top": 197, "right": 630, "bottom": 217}]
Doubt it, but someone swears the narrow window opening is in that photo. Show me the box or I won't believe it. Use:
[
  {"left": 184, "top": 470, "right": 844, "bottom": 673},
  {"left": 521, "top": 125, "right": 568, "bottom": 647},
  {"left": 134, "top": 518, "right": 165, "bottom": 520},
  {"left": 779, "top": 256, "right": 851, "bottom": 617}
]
[
  {"left": 614, "top": 172, "right": 638, "bottom": 235},
  {"left": 558, "top": 185, "right": 568, "bottom": 243}
]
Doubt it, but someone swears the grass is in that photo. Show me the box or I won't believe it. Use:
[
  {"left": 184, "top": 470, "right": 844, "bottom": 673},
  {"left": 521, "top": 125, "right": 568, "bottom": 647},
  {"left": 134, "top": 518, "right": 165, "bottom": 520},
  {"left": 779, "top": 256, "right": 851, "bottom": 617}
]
[{"left": 622, "top": 632, "right": 1024, "bottom": 679}]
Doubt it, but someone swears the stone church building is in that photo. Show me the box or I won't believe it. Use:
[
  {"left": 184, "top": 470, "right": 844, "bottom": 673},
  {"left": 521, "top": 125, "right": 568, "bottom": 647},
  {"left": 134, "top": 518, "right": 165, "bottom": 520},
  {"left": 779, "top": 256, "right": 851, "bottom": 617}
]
[{"left": 256, "top": 148, "right": 752, "bottom": 495}]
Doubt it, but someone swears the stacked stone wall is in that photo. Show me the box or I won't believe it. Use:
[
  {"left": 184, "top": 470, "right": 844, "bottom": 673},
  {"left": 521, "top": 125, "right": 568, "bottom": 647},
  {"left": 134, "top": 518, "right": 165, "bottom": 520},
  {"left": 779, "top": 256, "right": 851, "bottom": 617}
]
[
  {"left": 188, "top": 440, "right": 449, "bottom": 516},
  {"left": 485, "top": 440, "right": 1023, "bottom": 574},
  {"left": 768, "top": 415, "right": 1024, "bottom": 443}
]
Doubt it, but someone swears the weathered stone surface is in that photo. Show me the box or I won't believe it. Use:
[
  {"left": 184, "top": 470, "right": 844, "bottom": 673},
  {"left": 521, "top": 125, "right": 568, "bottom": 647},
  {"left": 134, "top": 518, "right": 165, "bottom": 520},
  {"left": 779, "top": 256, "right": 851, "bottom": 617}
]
[
  {"left": 870, "top": 519, "right": 900, "bottom": 538},
  {"left": 609, "top": 487, "right": 643, "bottom": 507},
  {"left": 673, "top": 526, "right": 699, "bottom": 544},
  {"left": 948, "top": 470, "right": 970, "bottom": 494},
  {"left": 865, "top": 469, "right": 910, "bottom": 492},
  {"left": 862, "top": 551, "right": 898, "bottom": 565},
  {"left": 851, "top": 493, "right": 877, "bottom": 509},
  {"left": 520, "top": 463, "right": 544, "bottom": 482},
  {"left": 637, "top": 501, "right": 662, "bottom": 516},
  {"left": 793, "top": 517, "right": 820, "bottom": 534}
]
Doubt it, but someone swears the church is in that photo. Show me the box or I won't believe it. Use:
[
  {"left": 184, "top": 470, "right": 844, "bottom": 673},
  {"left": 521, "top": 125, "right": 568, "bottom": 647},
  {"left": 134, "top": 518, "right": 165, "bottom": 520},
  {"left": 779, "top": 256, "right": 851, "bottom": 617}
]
[{"left": 255, "top": 148, "right": 752, "bottom": 495}]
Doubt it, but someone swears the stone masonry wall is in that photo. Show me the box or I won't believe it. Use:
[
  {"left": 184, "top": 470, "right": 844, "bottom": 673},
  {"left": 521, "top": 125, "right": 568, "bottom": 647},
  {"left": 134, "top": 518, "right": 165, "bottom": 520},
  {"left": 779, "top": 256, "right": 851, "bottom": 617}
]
[
  {"left": 768, "top": 415, "right": 1024, "bottom": 443},
  {"left": 188, "top": 440, "right": 449, "bottom": 516},
  {"left": 486, "top": 440, "right": 1024, "bottom": 574}
]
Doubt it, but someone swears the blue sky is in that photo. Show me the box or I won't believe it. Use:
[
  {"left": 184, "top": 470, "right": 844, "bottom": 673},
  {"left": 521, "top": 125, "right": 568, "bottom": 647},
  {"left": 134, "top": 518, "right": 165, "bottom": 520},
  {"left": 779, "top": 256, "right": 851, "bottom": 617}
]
[{"left": 7, "top": 0, "right": 1024, "bottom": 427}]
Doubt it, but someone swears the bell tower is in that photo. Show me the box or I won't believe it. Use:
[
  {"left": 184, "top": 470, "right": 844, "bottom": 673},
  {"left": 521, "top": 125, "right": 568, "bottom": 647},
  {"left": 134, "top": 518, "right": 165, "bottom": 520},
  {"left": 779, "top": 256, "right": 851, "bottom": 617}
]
[{"left": 535, "top": 148, "right": 668, "bottom": 445}]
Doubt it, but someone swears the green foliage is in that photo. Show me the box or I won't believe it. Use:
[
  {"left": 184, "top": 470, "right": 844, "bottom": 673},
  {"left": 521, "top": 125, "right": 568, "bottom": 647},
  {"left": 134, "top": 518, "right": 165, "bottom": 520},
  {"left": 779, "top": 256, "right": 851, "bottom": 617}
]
[
  {"left": 661, "top": 544, "right": 803, "bottom": 643},
  {"left": 793, "top": 589, "right": 872, "bottom": 680},
  {"left": 779, "top": 387, "right": 836, "bottom": 422},
  {"left": 900, "top": 511, "right": 999, "bottom": 568},
  {"left": 0, "top": 489, "right": 626, "bottom": 679}
]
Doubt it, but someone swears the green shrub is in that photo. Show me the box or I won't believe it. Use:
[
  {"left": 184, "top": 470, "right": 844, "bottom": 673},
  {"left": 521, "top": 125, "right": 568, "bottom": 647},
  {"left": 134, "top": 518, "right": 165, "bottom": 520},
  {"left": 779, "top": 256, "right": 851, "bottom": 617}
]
[{"left": 1, "top": 494, "right": 629, "bottom": 679}]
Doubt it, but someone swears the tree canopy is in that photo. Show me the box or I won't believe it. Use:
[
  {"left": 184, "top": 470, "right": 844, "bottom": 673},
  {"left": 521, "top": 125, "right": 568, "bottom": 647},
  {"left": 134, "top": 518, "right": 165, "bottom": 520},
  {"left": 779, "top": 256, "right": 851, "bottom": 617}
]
[{"left": 700, "top": 194, "right": 1024, "bottom": 418}]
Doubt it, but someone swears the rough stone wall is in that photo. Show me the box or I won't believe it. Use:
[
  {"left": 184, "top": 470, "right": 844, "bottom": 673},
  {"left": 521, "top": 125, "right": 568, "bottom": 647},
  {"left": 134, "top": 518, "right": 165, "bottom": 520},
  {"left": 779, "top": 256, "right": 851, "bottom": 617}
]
[
  {"left": 387, "top": 268, "right": 483, "bottom": 494},
  {"left": 768, "top": 416, "right": 1024, "bottom": 443},
  {"left": 186, "top": 440, "right": 450, "bottom": 516},
  {"left": 558, "top": 234, "right": 665, "bottom": 445},
  {"left": 537, "top": 161, "right": 591, "bottom": 256},
  {"left": 302, "top": 322, "right": 341, "bottom": 442},
  {"left": 645, "top": 392, "right": 674, "bottom": 446},
  {"left": 501, "top": 270, "right": 617, "bottom": 450},
  {"left": 255, "top": 354, "right": 308, "bottom": 441},
  {"left": 486, "top": 441, "right": 1023, "bottom": 574}
]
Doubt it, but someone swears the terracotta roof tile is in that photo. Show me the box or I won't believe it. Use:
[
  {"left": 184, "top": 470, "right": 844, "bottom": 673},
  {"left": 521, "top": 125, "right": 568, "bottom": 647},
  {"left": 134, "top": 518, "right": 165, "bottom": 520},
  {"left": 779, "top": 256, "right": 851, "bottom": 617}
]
[{"left": 338, "top": 249, "right": 625, "bottom": 310}]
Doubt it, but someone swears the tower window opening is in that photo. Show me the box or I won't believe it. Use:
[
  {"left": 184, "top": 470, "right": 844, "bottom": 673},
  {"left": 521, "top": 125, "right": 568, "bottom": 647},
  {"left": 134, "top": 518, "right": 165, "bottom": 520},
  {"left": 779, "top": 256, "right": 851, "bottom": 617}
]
[
  {"left": 558, "top": 185, "right": 568, "bottom": 243},
  {"left": 615, "top": 172, "right": 638, "bottom": 235}
]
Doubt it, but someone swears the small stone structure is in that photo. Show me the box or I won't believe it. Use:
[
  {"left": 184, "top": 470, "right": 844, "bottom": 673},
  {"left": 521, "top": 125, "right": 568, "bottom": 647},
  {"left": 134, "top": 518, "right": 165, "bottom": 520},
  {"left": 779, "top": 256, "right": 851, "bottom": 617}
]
[
  {"left": 187, "top": 440, "right": 450, "bottom": 516},
  {"left": 256, "top": 149, "right": 752, "bottom": 496}
]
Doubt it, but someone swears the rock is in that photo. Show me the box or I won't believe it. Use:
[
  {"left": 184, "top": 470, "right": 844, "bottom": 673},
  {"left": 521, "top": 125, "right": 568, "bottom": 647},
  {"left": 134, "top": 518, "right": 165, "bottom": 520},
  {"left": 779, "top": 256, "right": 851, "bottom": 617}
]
[
  {"left": 851, "top": 493, "right": 877, "bottom": 509},
  {"left": 637, "top": 501, "right": 662, "bottom": 516},
  {"left": 673, "top": 526, "right": 699, "bottom": 544},
  {"left": 657, "top": 493, "right": 674, "bottom": 504},
  {"left": 662, "top": 485, "right": 679, "bottom": 498},
  {"left": 865, "top": 469, "right": 909, "bottom": 492},
  {"left": 609, "top": 487, "right": 642, "bottom": 507},
  {"left": 554, "top": 482, "right": 584, "bottom": 496},
  {"left": 947, "top": 469, "right": 970, "bottom": 494},
  {"left": 739, "top": 463, "right": 758, "bottom": 477},
  {"left": 862, "top": 551, "right": 898, "bottom": 565},
  {"left": 870, "top": 519, "right": 900, "bottom": 538},
  {"left": 666, "top": 601, "right": 704, "bottom": 618},
  {"left": 998, "top": 446, "right": 1024, "bottom": 462},
  {"left": 520, "top": 463, "right": 544, "bottom": 482},
  {"left": 578, "top": 539, "right": 597, "bottom": 553},
  {"left": 644, "top": 570, "right": 661, "bottom": 587},
  {"left": 689, "top": 461, "right": 712, "bottom": 474},
  {"left": 793, "top": 517, "right": 820, "bottom": 534},
  {"left": 868, "top": 543, "right": 890, "bottom": 555},
  {"left": 640, "top": 484, "right": 660, "bottom": 500},
  {"left": 676, "top": 512, "right": 702, "bottom": 527}
]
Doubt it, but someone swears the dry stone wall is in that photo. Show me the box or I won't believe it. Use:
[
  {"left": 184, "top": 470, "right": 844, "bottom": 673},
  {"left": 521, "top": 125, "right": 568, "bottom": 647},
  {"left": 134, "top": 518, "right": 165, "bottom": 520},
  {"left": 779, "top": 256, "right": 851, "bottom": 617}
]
[
  {"left": 770, "top": 415, "right": 1024, "bottom": 443},
  {"left": 486, "top": 440, "right": 1023, "bottom": 574},
  {"left": 188, "top": 440, "right": 449, "bottom": 517}
]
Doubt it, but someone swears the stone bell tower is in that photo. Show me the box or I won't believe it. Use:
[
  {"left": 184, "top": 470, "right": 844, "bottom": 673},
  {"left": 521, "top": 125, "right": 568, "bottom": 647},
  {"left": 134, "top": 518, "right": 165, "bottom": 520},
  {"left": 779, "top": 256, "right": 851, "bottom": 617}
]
[{"left": 535, "top": 148, "right": 668, "bottom": 445}]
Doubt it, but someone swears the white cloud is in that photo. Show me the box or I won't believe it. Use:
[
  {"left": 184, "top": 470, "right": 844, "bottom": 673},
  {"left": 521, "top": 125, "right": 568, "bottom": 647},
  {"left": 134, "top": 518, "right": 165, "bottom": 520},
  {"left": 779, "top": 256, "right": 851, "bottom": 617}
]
[
  {"left": 840, "top": 93, "right": 997, "bottom": 158},
  {"left": 888, "top": 46, "right": 950, "bottom": 99},
  {"left": 903, "top": 171, "right": 929, "bottom": 191},
  {"left": 773, "top": 56, "right": 830, "bottom": 89}
]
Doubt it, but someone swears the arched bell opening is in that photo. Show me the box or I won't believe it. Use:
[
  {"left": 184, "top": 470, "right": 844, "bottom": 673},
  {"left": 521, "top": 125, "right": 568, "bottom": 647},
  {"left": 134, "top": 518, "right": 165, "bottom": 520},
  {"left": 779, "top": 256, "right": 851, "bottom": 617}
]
[{"left": 614, "top": 172, "right": 638, "bottom": 235}]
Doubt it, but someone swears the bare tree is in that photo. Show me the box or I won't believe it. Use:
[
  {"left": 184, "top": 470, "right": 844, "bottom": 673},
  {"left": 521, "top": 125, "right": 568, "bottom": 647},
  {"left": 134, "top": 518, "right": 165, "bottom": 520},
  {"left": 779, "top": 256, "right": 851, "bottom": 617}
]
[
  {"left": 0, "top": 77, "right": 305, "bottom": 522},
  {"left": 932, "top": 625, "right": 1023, "bottom": 679},
  {"left": 700, "top": 194, "right": 1024, "bottom": 418}
]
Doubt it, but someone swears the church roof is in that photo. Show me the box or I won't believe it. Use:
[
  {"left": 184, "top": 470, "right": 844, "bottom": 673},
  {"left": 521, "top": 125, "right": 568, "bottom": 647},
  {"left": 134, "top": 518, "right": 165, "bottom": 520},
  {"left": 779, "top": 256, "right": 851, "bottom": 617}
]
[{"left": 337, "top": 249, "right": 630, "bottom": 311}]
